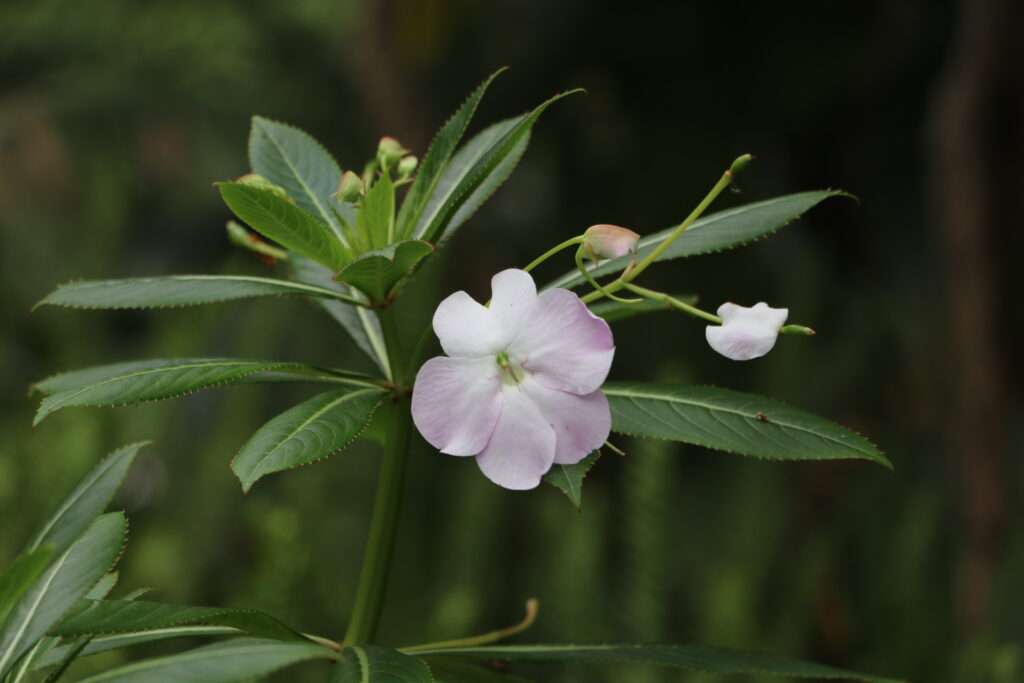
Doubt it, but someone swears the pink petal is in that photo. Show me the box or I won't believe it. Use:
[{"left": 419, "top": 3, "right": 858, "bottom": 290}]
[
  {"left": 510, "top": 288, "right": 614, "bottom": 394},
  {"left": 489, "top": 269, "right": 537, "bottom": 336},
  {"left": 411, "top": 356, "right": 502, "bottom": 455},
  {"left": 520, "top": 377, "right": 610, "bottom": 465},
  {"left": 432, "top": 292, "right": 505, "bottom": 358},
  {"left": 475, "top": 387, "right": 556, "bottom": 490}
]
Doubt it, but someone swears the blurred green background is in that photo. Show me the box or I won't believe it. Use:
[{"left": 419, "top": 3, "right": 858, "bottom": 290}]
[{"left": 2, "top": 0, "right": 1022, "bottom": 681}]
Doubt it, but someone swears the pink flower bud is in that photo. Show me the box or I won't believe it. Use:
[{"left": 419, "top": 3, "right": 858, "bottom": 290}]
[
  {"left": 582, "top": 224, "right": 640, "bottom": 260},
  {"left": 376, "top": 136, "right": 408, "bottom": 167}
]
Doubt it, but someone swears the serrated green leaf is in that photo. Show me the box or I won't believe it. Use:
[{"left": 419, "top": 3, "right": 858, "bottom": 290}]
[
  {"left": 603, "top": 383, "right": 890, "bottom": 467},
  {"left": 289, "top": 256, "right": 390, "bottom": 376},
  {"left": 332, "top": 645, "right": 433, "bottom": 683},
  {"left": 232, "top": 388, "right": 388, "bottom": 492},
  {"left": 0, "top": 549, "right": 54, "bottom": 629},
  {"left": 588, "top": 294, "right": 698, "bottom": 323},
  {"left": 426, "top": 658, "right": 535, "bottom": 683},
  {"left": 396, "top": 69, "right": 506, "bottom": 240},
  {"left": 53, "top": 599, "right": 302, "bottom": 642},
  {"left": 249, "top": 116, "right": 347, "bottom": 245},
  {"left": 33, "top": 359, "right": 363, "bottom": 426},
  {"left": 0, "top": 513, "right": 127, "bottom": 678},
  {"left": 543, "top": 452, "right": 601, "bottom": 509},
  {"left": 218, "top": 182, "right": 349, "bottom": 271},
  {"left": 35, "top": 626, "right": 238, "bottom": 671},
  {"left": 414, "top": 89, "right": 582, "bottom": 244},
  {"left": 360, "top": 172, "right": 396, "bottom": 250},
  {"left": 27, "top": 443, "right": 145, "bottom": 556},
  {"left": 75, "top": 637, "right": 337, "bottom": 683},
  {"left": 412, "top": 644, "right": 899, "bottom": 682},
  {"left": 336, "top": 241, "right": 435, "bottom": 304},
  {"left": 547, "top": 191, "right": 850, "bottom": 290},
  {"left": 36, "top": 275, "right": 365, "bottom": 311}
]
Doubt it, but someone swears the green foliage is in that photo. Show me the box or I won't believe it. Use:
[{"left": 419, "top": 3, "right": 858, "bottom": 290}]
[
  {"left": 416, "top": 644, "right": 899, "bottom": 682},
  {"left": 54, "top": 598, "right": 303, "bottom": 642},
  {"left": 32, "top": 359, "right": 356, "bottom": 426},
  {"left": 604, "top": 383, "right": 889, "bottom": 466},
  {"left": 331, "top": 645, "right": 433, "bottom": 683},
  {"left": 360, "top": 172, "right": 396, "bottom": 250},
  {"left": 589, "top": 295, "right": 698, "bottom": 323},
  {"left": 0, "top": 549, "right": 54, "bottom": 629},
  {"left": 35, "top": 627, "right": 240, "bottom": 671},
  {"left": 218, "top": 182, "right": 350, "bottom": 271},
  {"left": 232, "top": 388, "right": 388, "bottom": 492},
  {"left": 336, "top": 241, "right": 435, "bottom": 305},
  {"left": 36, "top": 275, "right": 363, "bottom": 310},
  {"left": 547, "top": 191, "right": 851, "bottom": 290},
  {"left": 74, "top": 637, "right": 337, "bottom": 683},
  {"left": 543, "top": 452, "right": 601, "bottom": 509},
  {"left": 0, "top": 512, "right": 127, "bottom": 678}
]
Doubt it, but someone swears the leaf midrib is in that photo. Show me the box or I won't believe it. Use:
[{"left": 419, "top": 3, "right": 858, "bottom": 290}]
[{"left": 0, "top": 547, "right": 71, "bottom": 675}]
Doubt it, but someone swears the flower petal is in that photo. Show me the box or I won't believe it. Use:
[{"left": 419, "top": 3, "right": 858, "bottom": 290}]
[
  {"left": 707, "top": 301, "right": 788, "bottom": 361},
  {"left": 520, "top": 377, "right": 610, "bottom": 465},
  {"left": 433, "top": 291, "right": 505, "bottom": 357},
  {"left": 510, "top": 288, "right": 614, "bottom": 394},
  {"left": 489, "top": 269, "right": 537, "bottom": 336},
  {"left": 411, "top": 356, "right": 502, "bottom": 455},
  {"left": 474, "top": 386, "right": 556, "bottom": 490}
]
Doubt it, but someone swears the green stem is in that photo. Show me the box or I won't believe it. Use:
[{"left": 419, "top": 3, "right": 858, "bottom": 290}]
[
  {"left": 522, "top": 235, "right": 584, "bottom": 273},
  {"left": 401, "top": 599, "right": 539, "bottom": 654},
  {"left": 575, "top": 247, "right": 641, "bottom": 304},
  {"left": 343, "top": 397, "right": 411, "bottom": 644}
]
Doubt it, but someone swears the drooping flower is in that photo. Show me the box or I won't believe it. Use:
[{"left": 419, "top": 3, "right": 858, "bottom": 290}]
[
  {"left": 411, "top": 269, "right": 614, "bottom": 490},
  {"left": 705, "top": 302, "right": 788, "bottom": 361},
  {"left": 582, "top": 224, "right": 641, "bottom": 260}
]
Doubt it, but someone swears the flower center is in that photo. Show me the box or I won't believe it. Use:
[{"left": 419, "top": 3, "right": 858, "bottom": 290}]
[{"left": 495, "top": 351, "right": 525, "bottom": 386}]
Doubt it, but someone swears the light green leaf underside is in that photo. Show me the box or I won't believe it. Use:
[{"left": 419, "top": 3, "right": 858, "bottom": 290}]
[
  {"left": 603, "top": 383, "right": 889, "bottom": 467},
  {"left": 36, "top": 275, "right": 358, "bottom": 310},
  {"left": 219, "top": 182, "right": 348, "bottom": 271},
  {"left": 76, "top": 637, "right": 336, "bottom": 683},
  {"left": 543, "top": 451, "right": 601, "bottom": 509},
  {"left": 36, "top": 626, "right": 238, "bottom": 670},
  {"left": 397, "top": 68, "right": 506, "bottom": 240},
  {"left": 336, "top": 241, "right": 434, "bottom": 304},
  {"left": 33, "top": 359, "right": 362, "bottom": 425},
  {"left": 0, "top": 549, "right": 54, "bottom": 629},
  {"left": 360, "top": 171, "right": 396, "bottom": 250},
  {"left": 332, "top": 645, "right": 433, "bottom": 683},
  {"left": 249, "top": 116, "right": 345, "bottom": 243},
  {"left": 588, "top": 294, "right": 698, "bottom": 323},
  {"left": 54, "top": 598, "right": 302, "bottom": 641},
  {"left": 28, "top": 443, "right": 146, "bottom": 556},
  {"left": 232, "top": 388, "right": 388, "bottom": 492},
  {"left": 547, "top": 191, "right": 850, "bottom": 290},
  {"left": 0, "top": 513, "right": 127, "bottom": 679},
  {"left": 414, "top": 89, "right": 582, "bottom": 243},
  {"left": 414, "top": 644, "right": 899, "bottom": 682}
]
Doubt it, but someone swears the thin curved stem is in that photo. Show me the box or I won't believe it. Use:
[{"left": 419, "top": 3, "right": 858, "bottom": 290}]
[
  {"left": 522, "top": 235, "right": 584, "bottom": 273},
  {"left": 575, "top": 247, "right": 641, "bottom": 303},
  {"left": 401, "top": 599, "right": 539, "bottom": 654}
]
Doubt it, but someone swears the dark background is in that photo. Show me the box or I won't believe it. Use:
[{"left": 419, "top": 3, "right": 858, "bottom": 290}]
[{"left": 2, "top": 1, "right": 1022, "bottom": 681}]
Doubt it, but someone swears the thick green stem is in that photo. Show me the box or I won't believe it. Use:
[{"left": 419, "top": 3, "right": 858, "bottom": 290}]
[{"left": 343, "top": 397, "right": 412, "bottom": 644}]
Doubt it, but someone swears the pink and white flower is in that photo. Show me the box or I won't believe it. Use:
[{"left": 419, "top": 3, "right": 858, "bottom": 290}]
[
  {"left": 705, "top": 302, "right": 788, "bottom": 361},
  {"left": 411, "top": 269, "right": 614, "bottom": 490}
]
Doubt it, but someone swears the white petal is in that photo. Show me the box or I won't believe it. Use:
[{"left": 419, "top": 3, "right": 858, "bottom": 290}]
[
  {"left": 411, "top": 356, "right": 502, "bottom": 455},
  {"left": 474, "top": 386, "right": 556, "bottom": 490},
  {"left": 706, "top": 302, "right": 788, "bottom": 361},
  {"left": 520, "top": 377, "right": 610, "bottom": 465},
  {"left": 489, "top": 269, "right": 538, "bottom": 337},
  {"left": 433, "top": 291, "right": 505, "bottom": 358},
  {"left": 509, "top": 288, "right": 615, "bottom": 394}
]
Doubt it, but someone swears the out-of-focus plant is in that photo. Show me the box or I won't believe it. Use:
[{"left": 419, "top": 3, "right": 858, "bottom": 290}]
[{"left": 25, "top": 71, "right": 898, "bottom": 681}]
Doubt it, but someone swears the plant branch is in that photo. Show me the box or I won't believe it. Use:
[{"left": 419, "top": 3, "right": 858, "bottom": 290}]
[{"left": 401, "top": 599, "right": 539, "bottom": 654}]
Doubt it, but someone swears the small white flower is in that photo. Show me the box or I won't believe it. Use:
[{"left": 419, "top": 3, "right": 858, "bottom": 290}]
[{"left": 705, "top": 302, "right": 788, "bottom": 361}]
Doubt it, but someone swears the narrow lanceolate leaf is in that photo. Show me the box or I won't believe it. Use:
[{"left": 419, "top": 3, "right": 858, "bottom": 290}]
[
  {"left": 588, "top": 295, "right": 698, "bottom": 323},
  {"left": 603, "top": 383, "right": 890, "bottom": 467},
  {"left": 336, "top": 241, "right": 435, "bottom": 304},
  {"left": 0, "top": 513, "right": 127, "bottom": 679},
  {"left": 543, "top": 452, "right": 601, "bottom": 509},
  {"left": 290, "top": 256, "right": 390, "bottom": 375},
  {"left": 54, "top": 599, "right": 302, "bottom": 642},
  {"left": 414, "top": 89, "right": 583, "bottom": 244},
  {"left": 547, "top": 191, "right": 851, "bottom": 290},
  {"left": 36, "top": 275, "right": 363, "bottom": 310},
  {"left": 28, "top": 443, "right": 146, "bottom": 556},
  {"left": 332, "top": 645, "right": 433, "bottom": 683},
  {"left": 0, "top": 549, "right": 54, "bottom": 628},
  {"left": 396, "top": 68, "right": 506, "bottom": 239},
  {"left": 75, "top": 637, "right": 337, "bottom": 683},
  {"left": 33, "top": 359, "right": 350, "bottom": 426},
  {"left": 427, "top": 658, "right": 535, "bottom": 683},
  {"left": 35, "top": 626, "right": 238, "bottom": 670},
  {"left": 232, "top": 388, "right": 387, "bottom": 492},
  {"left": 414, "top": 644, "right": 899, "bottom": 682},
  {"left": 248, "top": 116, "right": 346, "bottom": 243},
  {"left": 360, "top": 172, "right": 396, "bottom": 249},
  {"left": 218, "top": 182, "right": 349, "bottom": 271}
]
